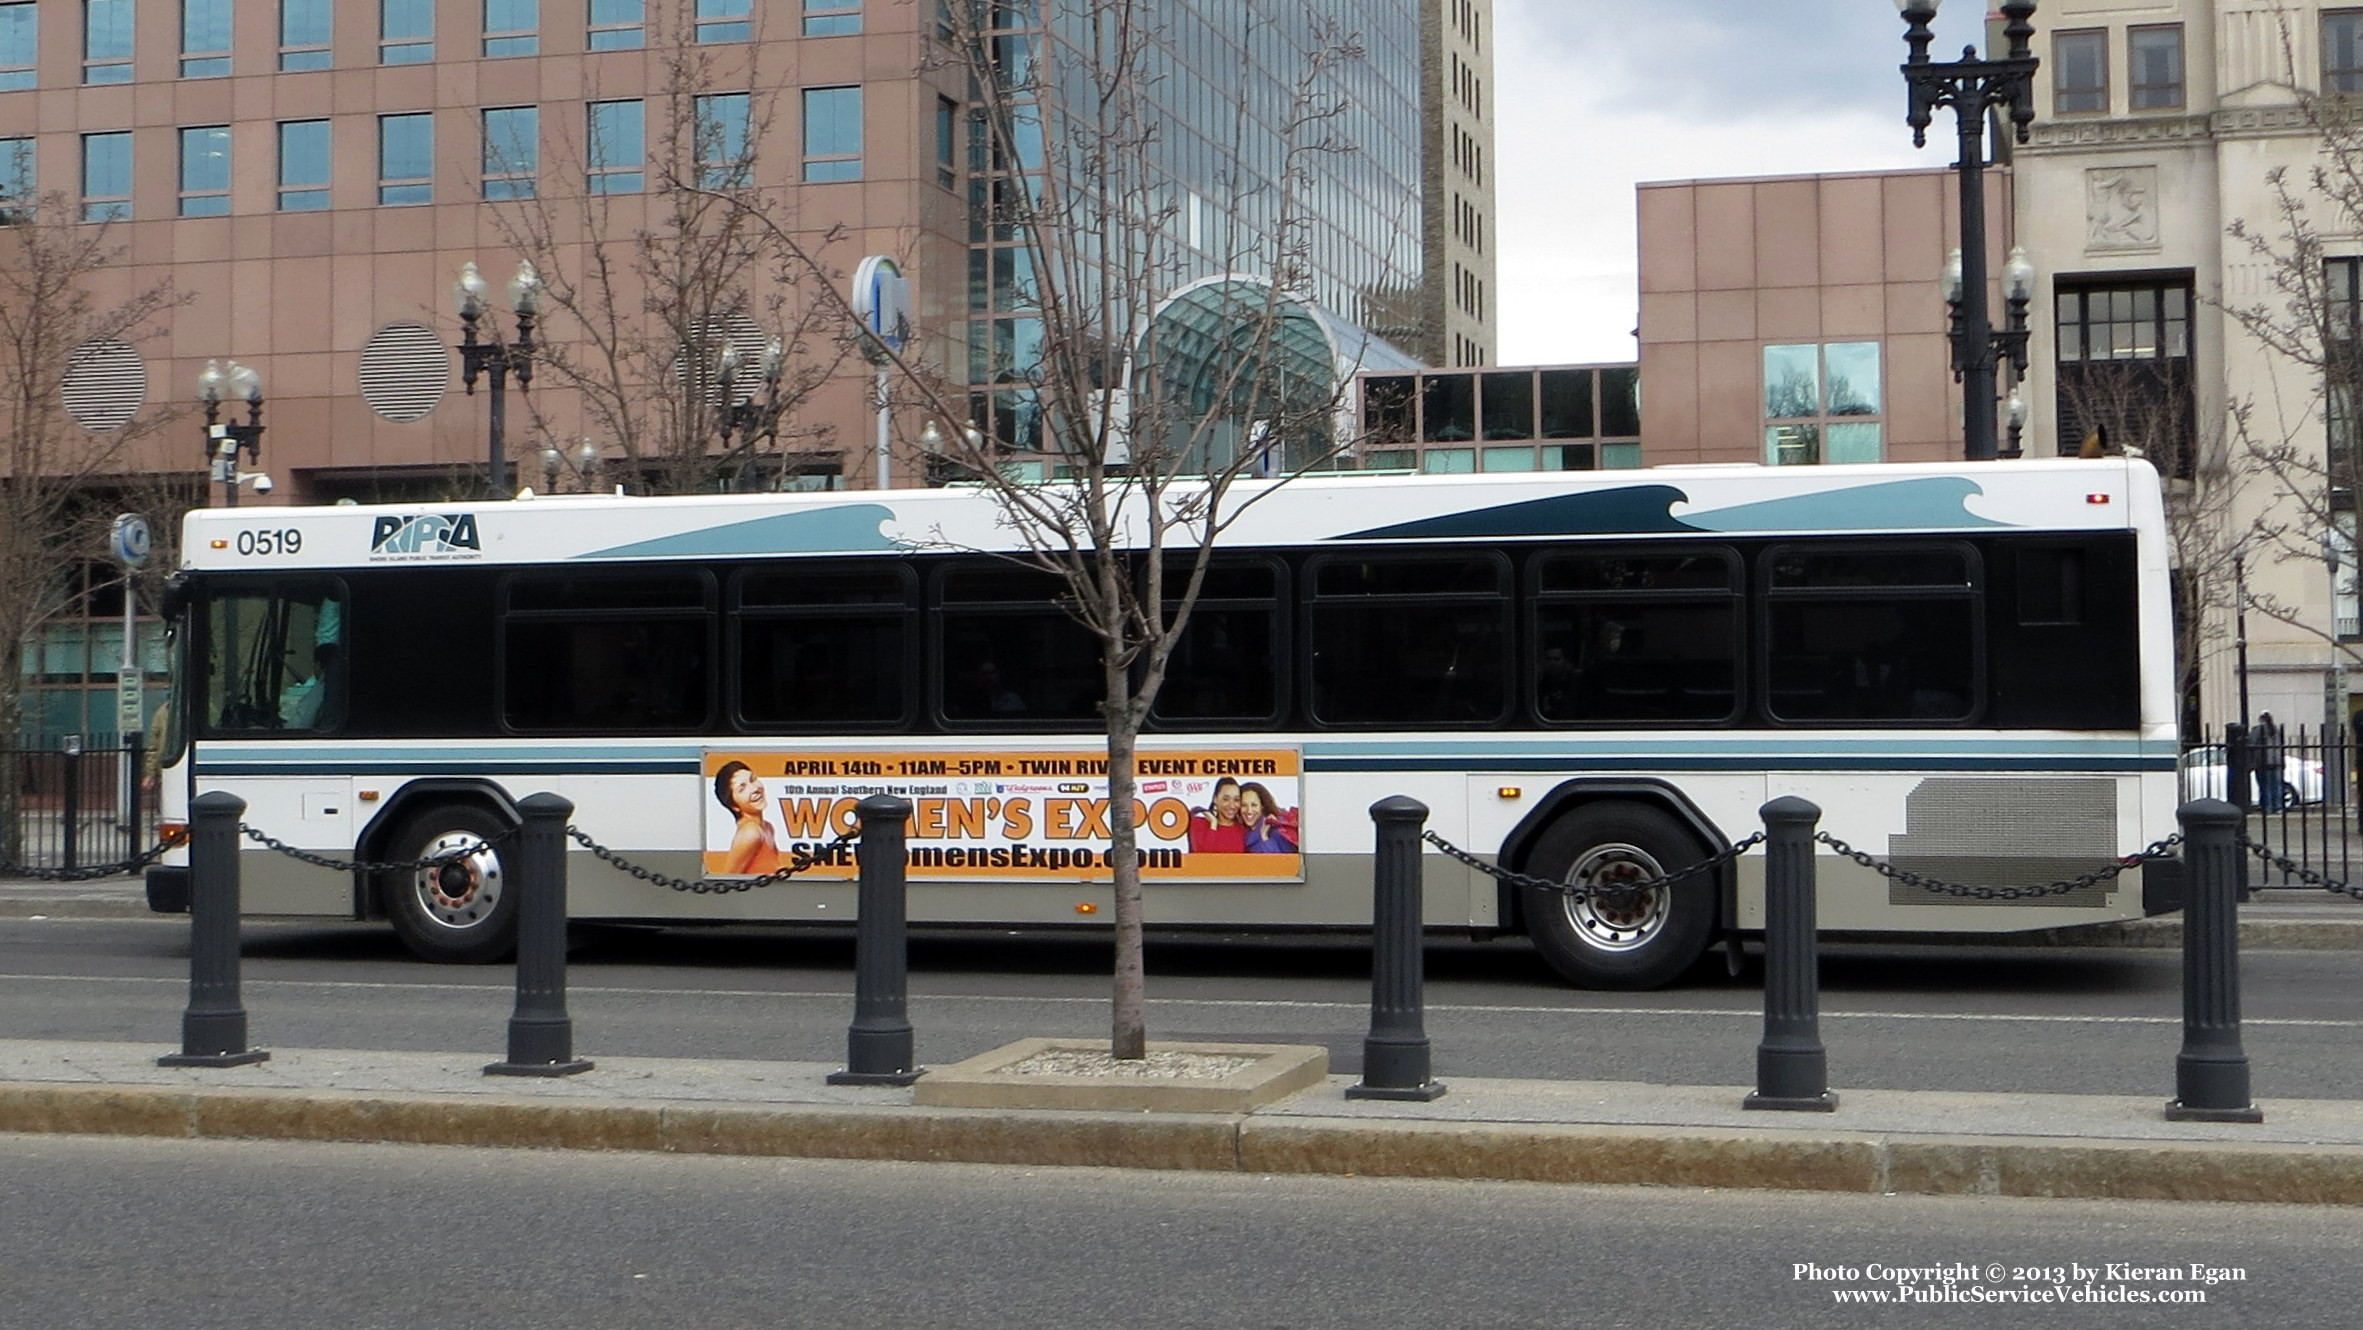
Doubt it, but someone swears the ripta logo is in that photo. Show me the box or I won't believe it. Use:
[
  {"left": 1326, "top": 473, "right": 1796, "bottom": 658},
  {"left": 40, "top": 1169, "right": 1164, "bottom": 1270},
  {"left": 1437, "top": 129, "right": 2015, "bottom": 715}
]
[{"left": 369, "top": 513, "right": 483, "bottom": 557}]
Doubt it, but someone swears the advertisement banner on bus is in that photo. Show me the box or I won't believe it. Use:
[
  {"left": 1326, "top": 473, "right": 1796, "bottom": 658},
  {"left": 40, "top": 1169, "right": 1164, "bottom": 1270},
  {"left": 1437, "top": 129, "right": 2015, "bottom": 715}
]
[{"left": 701, "top": 749, "right": 1303, "bottom": 881}]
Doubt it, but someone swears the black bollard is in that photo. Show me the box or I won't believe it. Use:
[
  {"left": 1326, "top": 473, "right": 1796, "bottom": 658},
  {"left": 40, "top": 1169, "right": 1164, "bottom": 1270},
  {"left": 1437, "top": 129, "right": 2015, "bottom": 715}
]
[
  {"left": 1347, "top": 796, "right": 1446, "bottom": 1102},
  {"left": 158, "top": 791, "right": 269, "bottom": 1067},
  {"left": 829, "top": 794, "right": 921, "bottom": 1086},
  {"left": 1743, "top": 795, "right": 1836, "bottom": 1111},
  {"left": 487, "top": 793, "right": 592, "bottom": 1076},
  {"left": 2165, "top": 798, "right": 2263, "bottom": 1122}
]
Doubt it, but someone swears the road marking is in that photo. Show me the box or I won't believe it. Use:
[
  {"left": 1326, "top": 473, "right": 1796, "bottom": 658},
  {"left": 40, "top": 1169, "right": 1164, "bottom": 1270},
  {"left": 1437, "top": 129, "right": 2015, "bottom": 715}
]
[{"left": 2, "top": 972, "right": 2360, "bottom": 1027}]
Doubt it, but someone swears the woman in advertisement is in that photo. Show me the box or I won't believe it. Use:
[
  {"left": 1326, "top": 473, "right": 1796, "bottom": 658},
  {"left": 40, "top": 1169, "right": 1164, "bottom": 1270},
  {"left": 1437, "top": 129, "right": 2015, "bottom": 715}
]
[
  {"left": 1237, "top": 781, "right": 1298, "bottom": 854},
  {"left": 713, "top": 760, "right": 784, "bottom": 875}
]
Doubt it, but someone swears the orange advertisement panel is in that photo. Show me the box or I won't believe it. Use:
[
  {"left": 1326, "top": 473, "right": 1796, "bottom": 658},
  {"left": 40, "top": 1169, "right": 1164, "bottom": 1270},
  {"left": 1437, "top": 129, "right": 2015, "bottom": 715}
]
[{"left": 701, "top": 749, "right": 1304, "bottom": 881}]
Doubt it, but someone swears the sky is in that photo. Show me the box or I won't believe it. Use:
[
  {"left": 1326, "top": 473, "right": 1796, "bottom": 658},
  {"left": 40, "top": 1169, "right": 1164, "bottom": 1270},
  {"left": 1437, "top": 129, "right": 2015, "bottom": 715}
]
[{"left": 1491, "top": 0, "right": 2006, "bottom": 365}]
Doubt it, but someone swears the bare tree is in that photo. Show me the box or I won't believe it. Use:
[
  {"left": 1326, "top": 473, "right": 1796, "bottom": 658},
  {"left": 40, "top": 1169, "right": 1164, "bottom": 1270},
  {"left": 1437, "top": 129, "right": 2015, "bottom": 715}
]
[
  {"left": 2053, "top": 362, "right": 2243, "bottom": 735},
  {"left": 2217, "top": 89, "right": 2363, "bottom": 705},
  {"left": 487, "top": 2, "right": 856, "bottom": 495},
  {"left": 0, "top": 187, "right": 190, "bottom": 859},
  {"left": 729, "top": 1, "right": 1387, "bottom": 1057}
]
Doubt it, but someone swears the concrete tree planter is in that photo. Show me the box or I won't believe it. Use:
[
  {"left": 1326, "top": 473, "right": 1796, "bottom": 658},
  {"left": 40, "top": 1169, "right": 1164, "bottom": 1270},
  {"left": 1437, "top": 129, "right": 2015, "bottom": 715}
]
[{"left": 913, "top": 1038, "right": 1328, "bottom": 1113}]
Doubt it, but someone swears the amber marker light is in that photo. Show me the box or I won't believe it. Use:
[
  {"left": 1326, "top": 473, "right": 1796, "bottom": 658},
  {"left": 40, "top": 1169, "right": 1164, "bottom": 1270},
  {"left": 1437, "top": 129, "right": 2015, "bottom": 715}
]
[
  {"left": 1497, "top": 787, "right": 1523, "bottom": 799},
  {"left": 1075, "top": 902, "right": 1099, "bottom": 914},
  {"left": 210, "top": 539, "right": 228, "bottom": 548}
]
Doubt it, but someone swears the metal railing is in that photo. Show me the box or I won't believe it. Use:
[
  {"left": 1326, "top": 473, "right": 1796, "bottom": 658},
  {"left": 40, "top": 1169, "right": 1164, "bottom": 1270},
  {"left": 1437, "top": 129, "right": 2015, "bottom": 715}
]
[
  {"left": 0, "top": 736, "right": 161, "bottom": 877},
  {"left": 2185, "top": 722, "right": 2362, "bottom": 891}
]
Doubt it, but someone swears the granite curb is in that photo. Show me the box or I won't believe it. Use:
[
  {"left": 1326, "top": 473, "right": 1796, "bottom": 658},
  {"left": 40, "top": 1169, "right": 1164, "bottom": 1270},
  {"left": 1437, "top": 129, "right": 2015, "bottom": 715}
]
[{"left": 3, "top": 1044, "right": 2363, "bottom": 1205}]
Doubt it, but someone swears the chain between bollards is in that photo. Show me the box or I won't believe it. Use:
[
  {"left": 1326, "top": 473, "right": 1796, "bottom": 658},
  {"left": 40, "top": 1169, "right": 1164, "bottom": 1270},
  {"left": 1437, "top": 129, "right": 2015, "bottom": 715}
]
[
  {"left": 158, "top": 791, "right": 269, "bottom": 1068},
  {"left": 829, "top": 794, "right": 921, "bottom": 1086},
  {"left": 1744, "top": 795, "right": 1835, "bottom": 1112},
  {"left": 486, "top": 793, "right": 592, "bottom": 1077},
  {"left": 1348, "top": 796, "right": 1445, "bottom": 1102},
  {"left": 2166, "top": 798, "right": 2262, "bottom": 1123}
]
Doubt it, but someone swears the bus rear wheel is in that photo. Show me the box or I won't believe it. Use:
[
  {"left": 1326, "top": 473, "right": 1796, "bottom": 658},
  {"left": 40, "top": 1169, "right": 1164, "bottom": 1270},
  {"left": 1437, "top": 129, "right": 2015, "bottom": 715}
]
[
  {"left": 1520, "top": 803, "right": 1715, "bottom": 990},
  {"left": 383, "top": 805, "right": 517, "bottom": 964}
]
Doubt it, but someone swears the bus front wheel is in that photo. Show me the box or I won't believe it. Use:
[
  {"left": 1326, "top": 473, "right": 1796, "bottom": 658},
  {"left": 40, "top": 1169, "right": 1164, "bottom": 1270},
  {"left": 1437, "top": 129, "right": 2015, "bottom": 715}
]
[
  {"left": 383, "top": 806, "right": 517, "bottom": 964},
  {"left": 1520, "top": 803, "right": 1714, "bottom": 990}
]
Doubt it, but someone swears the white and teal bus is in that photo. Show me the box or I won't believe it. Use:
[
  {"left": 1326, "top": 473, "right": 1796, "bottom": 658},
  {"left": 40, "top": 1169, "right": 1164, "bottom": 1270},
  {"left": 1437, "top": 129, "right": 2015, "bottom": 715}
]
[{"left": 146, "top": 458, "right": 2181, "bottom": 988}]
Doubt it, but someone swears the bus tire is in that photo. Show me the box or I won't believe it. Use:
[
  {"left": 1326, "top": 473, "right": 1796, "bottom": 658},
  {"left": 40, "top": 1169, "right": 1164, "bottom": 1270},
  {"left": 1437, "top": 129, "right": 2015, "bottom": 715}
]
[
  {"left": 1520, "top": 803, "right": 1714, "bottom": 990},
  {"left": 383, "top": 805, "right": 517, "bottom": 964}
]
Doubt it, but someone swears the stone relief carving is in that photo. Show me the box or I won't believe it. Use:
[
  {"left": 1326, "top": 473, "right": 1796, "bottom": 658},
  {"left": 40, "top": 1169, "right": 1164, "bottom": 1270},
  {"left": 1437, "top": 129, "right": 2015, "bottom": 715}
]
[{"left": 2086, "top": 166, "right": 2160, "bottom": 251}]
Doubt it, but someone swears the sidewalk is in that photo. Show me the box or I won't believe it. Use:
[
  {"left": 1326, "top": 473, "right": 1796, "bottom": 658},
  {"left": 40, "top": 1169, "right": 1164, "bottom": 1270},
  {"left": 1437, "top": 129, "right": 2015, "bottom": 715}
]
[
  {"left": 4, "top": 877, "right": 2361, "bottom": 1204},
  {"left": 3, "top": 1038, "right": 2362, "bottom": 1204}
]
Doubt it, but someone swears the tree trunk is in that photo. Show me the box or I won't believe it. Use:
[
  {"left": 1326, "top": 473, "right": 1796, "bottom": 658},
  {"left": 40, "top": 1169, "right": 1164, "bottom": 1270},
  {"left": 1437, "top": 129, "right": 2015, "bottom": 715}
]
[{"left": 1105, "top": 651, "right": 1146, "bottom": 1060}]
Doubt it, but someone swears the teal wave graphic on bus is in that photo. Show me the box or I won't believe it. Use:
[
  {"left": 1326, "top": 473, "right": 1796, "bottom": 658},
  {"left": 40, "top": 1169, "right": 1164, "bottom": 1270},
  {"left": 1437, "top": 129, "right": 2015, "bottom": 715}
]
[
  {"left": 1681, "top": 477, "right": 2009, "bottom": 532},
  {"left": 1339, "top": 477, "right": 2012, "bottom": 540},
  {"left": 577, "top": 505, "right": 903, "bottom": 559}
]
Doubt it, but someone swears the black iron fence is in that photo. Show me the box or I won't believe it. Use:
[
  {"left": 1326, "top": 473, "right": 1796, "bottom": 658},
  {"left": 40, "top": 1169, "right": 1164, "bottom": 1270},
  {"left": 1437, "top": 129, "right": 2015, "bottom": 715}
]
[
  {"left": 2182, "top": 722, "right": 2363, "bottom": 889},
  {"left": 0, "top": 736, "right": 160, "bottom": 877}
]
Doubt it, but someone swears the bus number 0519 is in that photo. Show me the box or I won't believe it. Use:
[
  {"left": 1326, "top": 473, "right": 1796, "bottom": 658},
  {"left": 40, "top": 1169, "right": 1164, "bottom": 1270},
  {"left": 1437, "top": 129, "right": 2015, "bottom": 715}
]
[{"left": 235, "top": 529, "right": 303, "bottom": 557}]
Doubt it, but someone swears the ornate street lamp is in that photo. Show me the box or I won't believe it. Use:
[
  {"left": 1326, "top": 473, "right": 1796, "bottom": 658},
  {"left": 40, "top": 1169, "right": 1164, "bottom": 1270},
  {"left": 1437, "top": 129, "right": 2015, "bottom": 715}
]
[
  {"left": 538, "top": 437, "right": 604, "bottom": 494},
  {"left": 716, "top": 334, "right": 793, "bottom": 491},
  {"left": 455, "top": 260, "right": 540, "bottom": 499},
  {"left": 196, "top": 359, "right": 271, "bottom": 506},
  {"left": 1898, "top": 0, "right": 2040, "bottom": 461}
]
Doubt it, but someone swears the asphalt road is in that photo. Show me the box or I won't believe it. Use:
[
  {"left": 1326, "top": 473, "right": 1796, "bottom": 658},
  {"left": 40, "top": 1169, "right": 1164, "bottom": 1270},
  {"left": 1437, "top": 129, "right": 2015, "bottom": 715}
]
[
  {"left": 6, "top": 916, "right": 2363, "bottom": 1100},
  {"left": 3, "top": 1134, "right": 2357, "bottom": 1329}
]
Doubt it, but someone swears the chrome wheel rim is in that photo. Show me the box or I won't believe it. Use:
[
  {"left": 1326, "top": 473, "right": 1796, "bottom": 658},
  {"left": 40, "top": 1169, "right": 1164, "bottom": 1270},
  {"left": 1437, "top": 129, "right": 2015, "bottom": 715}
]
[
  {"left": 412, "top": 830, "right": 502, "bottom": 931},
  {"left": 1559, "top": 842, "right": 1669, "bottom": 954}
]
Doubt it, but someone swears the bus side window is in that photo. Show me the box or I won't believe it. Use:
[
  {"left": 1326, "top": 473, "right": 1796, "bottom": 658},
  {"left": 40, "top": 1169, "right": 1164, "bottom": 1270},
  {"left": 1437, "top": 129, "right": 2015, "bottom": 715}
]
[
  {"left": 735, "top": 565, "right": 915, "bottom": 730},
  {"left": 1532, "top": 547, "right": 1740, "bottom": 725},
  {"left": 1761, "top": 544, "right": 1979, "bottom": 724},
  {"left": 1305, "top": 554, "right": 1509, "bottom": 727},
  {"left": 934, "top": 564, "right": 1101, "bottom": 726},
  {"left": 500, "top": 572, "right": 713, "bottom": 732}
]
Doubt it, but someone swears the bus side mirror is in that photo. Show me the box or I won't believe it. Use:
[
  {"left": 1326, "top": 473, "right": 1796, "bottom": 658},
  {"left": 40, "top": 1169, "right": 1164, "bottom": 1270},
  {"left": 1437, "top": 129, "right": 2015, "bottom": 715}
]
[{"left": 160, "top": 573, "right": 191, "bottom": 624}]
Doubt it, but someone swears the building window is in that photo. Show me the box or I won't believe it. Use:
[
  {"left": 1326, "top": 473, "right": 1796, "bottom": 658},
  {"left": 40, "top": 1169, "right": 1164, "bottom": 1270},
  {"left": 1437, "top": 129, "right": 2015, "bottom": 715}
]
[
  {"left": 181, "top": 0, "right": 231, "bottom": 77},
  {"left": 85, "top": 0, "right": 135, "bottom": 84},
  {"left": 482, "top": 105, "right": 537, "bottom": 199},
  {"left": 936, "top": 96, "right": 959, "bottom": 190},
  {"left": 587, "top": 99, "right": 644, "bottom": 193},
  {"left": 280, "top": 0, "right": 330, "bottom": 69},
  {"left": 378, "top": 112, "right": 433, "bottom": 204},
  {"left": 0, "top": 2, "right": 36, "bottom": 90},
  {"left": 802, "top": 86, "right": 862, "bottom": 182},
  {"left": 381, "top": 0, "right": 433, "bottom": 64},
  {"left": 2128, "top": 25, "right": 2183, "bottom": 110},
  {"left": 694, "top": 92, "right": 749, "bottom": 188},
  {"left": 805, "top": 0, "right": 859, "bottom": 36},
  {"left": 1, "top": 136, "right": 33, "bottom": 220},
  {"left": 2053, "top": 29, "right": 2107, "bottom": 114},
  {"left": 81, "top": 131, "right": 132, "bottom": 221},
  {"left": 2054, "top": 277, "right": 2194, "bottom": 477},
  {"left": 2326, "top": 259, "right": 2363, "bottom": 484},
  {"left": 1764, "top": 342, "right": 1882, "bottom": 465},
  {"left": 178, "top": 125, "right": 230, "bottom": 215},
  {"left": 483, "top": 0, "right": 535, "bottom": 56},
  {"left": 696, "top": 0, "right": 750, "bottom": 43},
  {"left": 587, "top": 0, "right": 642, "bottom": 49},
  {"left": 2329, "top": 10, "right": 2363, "bottom": 94},
  {"left": 277, "top": 119, "right": 329, "bottom": 210}
]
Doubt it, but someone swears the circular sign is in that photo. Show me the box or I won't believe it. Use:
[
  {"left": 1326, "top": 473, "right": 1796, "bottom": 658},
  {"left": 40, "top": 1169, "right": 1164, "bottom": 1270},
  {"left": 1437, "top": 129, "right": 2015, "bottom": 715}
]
[
  {"left": 851, "top": 255, "right": 911, "bottom": 362},
  {"left": 111, "top": 513, "right": 151, "bottom": 568}
]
